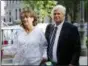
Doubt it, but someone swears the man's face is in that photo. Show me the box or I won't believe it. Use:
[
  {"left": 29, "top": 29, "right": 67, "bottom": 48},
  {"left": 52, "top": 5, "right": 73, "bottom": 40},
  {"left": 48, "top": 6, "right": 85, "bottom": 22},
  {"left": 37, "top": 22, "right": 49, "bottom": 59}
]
[{"left": 53, "top": 9, "right": 65, "bottom": 24}]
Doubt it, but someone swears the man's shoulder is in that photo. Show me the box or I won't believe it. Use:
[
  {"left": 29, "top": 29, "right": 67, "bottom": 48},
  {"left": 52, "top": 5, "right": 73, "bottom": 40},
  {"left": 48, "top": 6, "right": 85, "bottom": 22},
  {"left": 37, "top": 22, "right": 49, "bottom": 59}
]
[
  {"left": 64, "top": 22, "right": 77, "bottom": 29},
  {"left": 46, "top": 23, "right": 54, "bottom": 29},
  {"left": 47, "top": 23, "right": 53, "bottom": 27}
]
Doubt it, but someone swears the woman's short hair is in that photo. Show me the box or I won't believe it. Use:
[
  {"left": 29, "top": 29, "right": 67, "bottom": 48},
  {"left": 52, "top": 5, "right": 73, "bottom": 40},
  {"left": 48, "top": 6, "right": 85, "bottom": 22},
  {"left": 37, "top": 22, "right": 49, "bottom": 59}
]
[
  {"left": 51, "top": 5, "right": 66, "bottom": 18},
  {"left": 20, "top": 8, "right": 37, "bottom": 27}
]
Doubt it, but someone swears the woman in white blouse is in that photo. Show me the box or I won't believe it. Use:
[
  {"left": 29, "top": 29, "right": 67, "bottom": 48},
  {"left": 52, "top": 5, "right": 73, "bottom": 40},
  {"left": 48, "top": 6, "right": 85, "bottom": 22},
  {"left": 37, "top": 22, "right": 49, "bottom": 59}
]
[{"left": 2, "top": 9, "right": 47, "bottom": 65}]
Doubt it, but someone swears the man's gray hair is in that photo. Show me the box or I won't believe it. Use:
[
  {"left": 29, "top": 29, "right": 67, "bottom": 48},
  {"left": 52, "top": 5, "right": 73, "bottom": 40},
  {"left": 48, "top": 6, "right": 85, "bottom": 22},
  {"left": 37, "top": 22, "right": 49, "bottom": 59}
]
[{"left": 51, "top": 5, "right": 66, "bottom": 18}]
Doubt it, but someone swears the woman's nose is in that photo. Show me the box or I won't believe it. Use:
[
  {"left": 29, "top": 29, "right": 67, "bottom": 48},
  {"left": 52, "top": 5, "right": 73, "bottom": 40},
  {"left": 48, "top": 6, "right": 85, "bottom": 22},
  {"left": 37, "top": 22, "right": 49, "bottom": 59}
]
[{"left": 23, "top": 17, "right": 27, "bottom": 21}]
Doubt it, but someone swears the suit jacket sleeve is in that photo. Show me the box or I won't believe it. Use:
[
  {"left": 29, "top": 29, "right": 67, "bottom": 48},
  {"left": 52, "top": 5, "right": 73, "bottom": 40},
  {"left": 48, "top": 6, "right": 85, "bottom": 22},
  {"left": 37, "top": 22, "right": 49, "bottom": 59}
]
[
  {"left": 70, "top": 26, "right": 81, "bottom": 65},
  {"left": 45, "top": 24, "right": 51, "bottom": 43}
]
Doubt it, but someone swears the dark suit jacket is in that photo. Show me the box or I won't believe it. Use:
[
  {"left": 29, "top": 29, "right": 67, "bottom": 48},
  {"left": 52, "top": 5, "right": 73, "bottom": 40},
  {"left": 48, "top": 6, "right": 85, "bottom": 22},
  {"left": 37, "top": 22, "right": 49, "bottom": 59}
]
[{"left": 45, "top": 22, "right": 81, "bottom": 66}]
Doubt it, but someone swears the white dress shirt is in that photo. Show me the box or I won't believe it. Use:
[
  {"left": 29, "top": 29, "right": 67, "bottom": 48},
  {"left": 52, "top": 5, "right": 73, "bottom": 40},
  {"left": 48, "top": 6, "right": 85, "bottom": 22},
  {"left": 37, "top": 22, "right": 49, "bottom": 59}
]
[
  {"left": 52, "top": 21, "right": 64, "bottom": 62},
  {"left": 3, "top": 26, "right": 47, "bottom": 65}
]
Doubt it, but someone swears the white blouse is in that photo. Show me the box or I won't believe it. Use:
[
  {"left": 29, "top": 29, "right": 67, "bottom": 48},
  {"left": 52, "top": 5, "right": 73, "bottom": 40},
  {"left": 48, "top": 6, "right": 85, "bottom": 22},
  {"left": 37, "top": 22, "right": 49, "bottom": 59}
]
[{"left": 3, "top": 26, "right": 47, "bottom": 65}]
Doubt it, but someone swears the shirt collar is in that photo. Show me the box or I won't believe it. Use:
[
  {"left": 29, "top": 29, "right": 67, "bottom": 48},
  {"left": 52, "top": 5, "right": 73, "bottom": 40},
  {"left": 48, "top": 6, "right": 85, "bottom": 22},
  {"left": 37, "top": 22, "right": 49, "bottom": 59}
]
[{"left": 54, "top": 20, "right": 64, "bottom": 28}]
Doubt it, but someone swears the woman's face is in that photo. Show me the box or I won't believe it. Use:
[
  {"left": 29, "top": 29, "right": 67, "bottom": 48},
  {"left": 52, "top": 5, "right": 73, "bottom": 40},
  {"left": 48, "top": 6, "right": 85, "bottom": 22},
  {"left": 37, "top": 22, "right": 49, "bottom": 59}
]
[{"left": 21, "top": 14, "right": 34, "bottom": 28}]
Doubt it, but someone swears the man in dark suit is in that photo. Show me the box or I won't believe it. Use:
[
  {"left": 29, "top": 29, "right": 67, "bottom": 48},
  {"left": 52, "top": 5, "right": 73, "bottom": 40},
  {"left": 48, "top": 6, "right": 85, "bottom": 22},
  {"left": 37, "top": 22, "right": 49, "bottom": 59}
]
[{"left": 45, "top": 5, "right": 81, "bottom": 66}]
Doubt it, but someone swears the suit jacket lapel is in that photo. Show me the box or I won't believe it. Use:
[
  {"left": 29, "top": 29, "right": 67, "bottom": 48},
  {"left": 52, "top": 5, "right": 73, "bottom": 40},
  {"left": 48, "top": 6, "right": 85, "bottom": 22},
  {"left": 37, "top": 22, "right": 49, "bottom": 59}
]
[
  {"left": 57, "top": 22, "right": 68, "bottom": 48},
  {"left": 49, "top": 24, "right": 55, "bottom": 39}
]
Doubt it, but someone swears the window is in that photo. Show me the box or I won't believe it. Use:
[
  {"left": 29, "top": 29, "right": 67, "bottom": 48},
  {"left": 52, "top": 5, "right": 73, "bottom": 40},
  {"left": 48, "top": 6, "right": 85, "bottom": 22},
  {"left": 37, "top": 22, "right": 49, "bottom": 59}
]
[
  {"left": 9, "top": 17, "right": 11, "bottom": 22},
  {"left": 15, "top": 9, "right": 17, "bottom": 20},
  {"left": 4, "top": 18, "right": 6, "bottom": 22},
  {"left": 19, "top": 8, "right": 21, "bottom": 13},
  {"left": 7, "top": 1, "right": 8, "bottom": 6},
  {"left": 16, "top": 0, "right": 17, "bottom": 4},
  {"left": 12, "top": 1, "right": 14, "bottom": 3},
  {"left": 19, "top": 8, "right": 21, "bottom": 19},
  {"left": 9, "top": 11, "right": 11, "bottom": 16},
  {"left": 10, "top": 1, "right": 11, "bottom": 4}
]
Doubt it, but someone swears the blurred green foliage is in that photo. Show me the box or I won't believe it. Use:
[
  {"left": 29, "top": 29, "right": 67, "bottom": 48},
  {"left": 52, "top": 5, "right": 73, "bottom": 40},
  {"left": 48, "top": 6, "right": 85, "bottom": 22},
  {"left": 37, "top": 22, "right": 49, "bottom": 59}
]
[
  {"left": 22, "top": 0, "right": 88, "bottom": 23},
  {"left": 86, "top": 38, "right": 88, "bottom": 48},
  {"left": 22, "top": 0, "right": 57, "bottom": 22}
]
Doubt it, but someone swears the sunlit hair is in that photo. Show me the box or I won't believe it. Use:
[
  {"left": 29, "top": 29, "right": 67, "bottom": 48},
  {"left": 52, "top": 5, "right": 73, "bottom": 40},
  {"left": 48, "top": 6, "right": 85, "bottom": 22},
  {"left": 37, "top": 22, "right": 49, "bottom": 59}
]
[
  {"left": 20, "top": 8, "right": 37, "bottom": 28},
  {"left": 51, "top": 4, "right": 66, "bottom": 18}
]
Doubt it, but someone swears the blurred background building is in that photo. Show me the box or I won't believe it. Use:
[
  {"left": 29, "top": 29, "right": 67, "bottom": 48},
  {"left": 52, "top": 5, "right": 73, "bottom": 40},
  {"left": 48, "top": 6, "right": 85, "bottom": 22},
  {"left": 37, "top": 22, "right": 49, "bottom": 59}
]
[{"left": 1, "top": 0, "right": 25, "bottom": 26}]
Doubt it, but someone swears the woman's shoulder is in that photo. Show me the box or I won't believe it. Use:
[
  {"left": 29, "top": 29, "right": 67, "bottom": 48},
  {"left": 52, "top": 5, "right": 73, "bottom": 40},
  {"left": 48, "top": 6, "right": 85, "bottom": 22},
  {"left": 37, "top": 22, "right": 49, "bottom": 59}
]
[
  {"left": 35, "top": 23, "right": 48, "bottom": 33},
  {"left": 15, "top": 26, "right": 24, "bottom": 36},
  {"left": 34, "top": 25, "right": 44, "bottom": 33}
]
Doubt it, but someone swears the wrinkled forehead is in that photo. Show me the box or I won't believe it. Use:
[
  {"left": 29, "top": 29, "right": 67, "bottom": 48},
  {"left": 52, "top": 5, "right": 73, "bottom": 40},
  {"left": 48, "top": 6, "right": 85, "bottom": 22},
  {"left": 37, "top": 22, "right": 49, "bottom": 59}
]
[
  {"left": 52, "top": 7, "right": 66, "bottom": 15},
  {"left": 54, "top": 9, "right": 62, "bottom": 13},
  {"left": 53, "top": 9, "right": 65, "bottom": 16}
]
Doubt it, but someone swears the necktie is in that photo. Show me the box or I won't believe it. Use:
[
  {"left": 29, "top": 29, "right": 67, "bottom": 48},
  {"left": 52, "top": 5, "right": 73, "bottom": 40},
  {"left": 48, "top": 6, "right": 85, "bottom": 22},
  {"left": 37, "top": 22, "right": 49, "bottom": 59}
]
[{"left": 48, "top": 26, "right": 57, "bottom": 59}]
